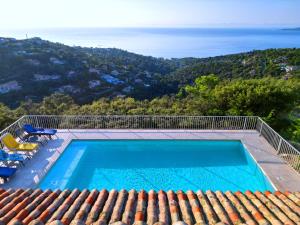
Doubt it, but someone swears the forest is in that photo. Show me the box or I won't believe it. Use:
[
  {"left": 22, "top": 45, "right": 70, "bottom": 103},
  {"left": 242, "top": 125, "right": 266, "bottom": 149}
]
[{"left": 0, "top": 75, "right": 299, "bottom": 148}]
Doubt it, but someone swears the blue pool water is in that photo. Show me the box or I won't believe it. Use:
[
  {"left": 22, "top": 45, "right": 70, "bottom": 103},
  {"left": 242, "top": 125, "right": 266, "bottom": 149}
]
[{"left": 39, "top": 140, "right": 274, "bottom": 191}]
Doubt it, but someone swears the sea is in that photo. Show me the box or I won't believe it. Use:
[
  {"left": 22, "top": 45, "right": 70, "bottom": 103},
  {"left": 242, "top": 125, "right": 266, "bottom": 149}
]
[{"left": 1, "top": 28, "right": 300, "bottom": 58}]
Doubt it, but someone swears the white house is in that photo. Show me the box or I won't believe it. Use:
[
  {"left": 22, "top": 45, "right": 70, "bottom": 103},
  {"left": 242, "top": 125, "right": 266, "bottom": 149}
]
[
  {"left": 34, "top": 74, "right": 61, "bottom": 81},
  {"left": 89, "top": 68, "right": 101, "bottom": 74},
  {"left": 102, "top": 74, "right": 124, "bottom": 85},
  {"left": 285, "top": 66, "right": 300, "bottom": 73},
  {"left": 26, "top": 59, "right": 40, "bottom": 66},
  {"left": 0, "top": 81, "right": 21, "bottom": 94},
  {"left": 111, "top": 70, "right": 120, "bottom": 76},
  {"left": 50, "top": 57, "right": 65, "bottom": 65},
  {"left": 88, "top": 80, "right": 101, "bottom": 89},
  {"left": 56, "top": 85, "right": 81, "bottom": 94},
  {"left": 122, "top": 86, "right": 133, "bottom": 93},
  {"left": 67, "top": 71, "right": 78, "bottom": 78}
]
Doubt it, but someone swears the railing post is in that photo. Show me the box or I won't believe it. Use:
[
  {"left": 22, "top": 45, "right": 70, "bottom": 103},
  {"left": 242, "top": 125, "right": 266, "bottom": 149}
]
[
  {"left": 34, "top": 116, "right": 39, "bottom": 128},
  {"left": 259, "top": 120, "right": 263, "bottom": 136},
  {"left": 17, "top": 115, "right": 25, "bottom": 129},
  {"left": 243, "top": 117, "right": 247, "bottom": 130},
  {"left": 212, "top": 117, "right": 215, "bottom": 130},
  {"left": 277, "top": 139, "right": 282, "bottom": 155}
]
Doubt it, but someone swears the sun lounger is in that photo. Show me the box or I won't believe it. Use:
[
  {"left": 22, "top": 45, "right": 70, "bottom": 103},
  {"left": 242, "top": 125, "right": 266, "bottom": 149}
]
[
  {"left": 0, "top": 149, "right": 26, "bottom": 166},
  {"left": 23, "top": 124, "right": 57, "bottom": 139},
  {"left": 0, "top": 166, "right": 17, "bottom": 181},
  {"left": 0, "top": 133, "right": 38, "bottom": 153},
  {"left": 15, "top": 128, "right": 46, "bottom": 145}
]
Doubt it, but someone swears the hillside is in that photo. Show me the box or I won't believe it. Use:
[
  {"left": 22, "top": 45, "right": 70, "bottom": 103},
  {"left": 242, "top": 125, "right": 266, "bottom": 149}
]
[
  {"left": 0, "top": 37, "right": 178, "bottom": 107},
  {"left": 0, "top": 37, "right": 300, "bottom": 107},
  {"left": 161, "top": 49, "right": 300, "bottom": 90}
]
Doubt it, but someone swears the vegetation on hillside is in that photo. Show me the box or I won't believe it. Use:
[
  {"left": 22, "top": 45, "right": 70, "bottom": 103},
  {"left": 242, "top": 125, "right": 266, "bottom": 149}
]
[
  {"left": 1, "top": 75, "right": 299, "bottom": 147},
  {"left": 162, "top": 48, "right": 300, "bottom": 91},
  {"left": 1, "top": 37, "right": 300, "bottom": 107}
]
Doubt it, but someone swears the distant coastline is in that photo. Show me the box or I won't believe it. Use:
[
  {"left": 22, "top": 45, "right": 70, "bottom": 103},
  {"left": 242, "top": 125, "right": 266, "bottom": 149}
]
[
  {"left": 282, "top": 27, "right": 300, "bottom": 31},
  {"left": 1, "top": 28, "right": 300, "bottom": 58}
]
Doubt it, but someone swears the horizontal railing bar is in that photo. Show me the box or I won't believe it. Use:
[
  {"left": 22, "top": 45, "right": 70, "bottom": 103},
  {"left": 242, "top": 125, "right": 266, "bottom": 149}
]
[{"left": 0, "top": 115, "right": 298, "bottom": 174}]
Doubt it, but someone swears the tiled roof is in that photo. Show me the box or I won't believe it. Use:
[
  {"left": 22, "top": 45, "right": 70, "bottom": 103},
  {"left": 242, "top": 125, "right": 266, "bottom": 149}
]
[{"left": 0, "top": 189, "right": 299, "bottom": 225}]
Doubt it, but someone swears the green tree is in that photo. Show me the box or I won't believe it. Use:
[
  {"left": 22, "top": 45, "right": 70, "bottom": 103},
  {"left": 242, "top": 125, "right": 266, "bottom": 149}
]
[
  {"left": 39, "top": 93, "right": 76, "bottom": 115},
  {"left": 184, "top": 74, "right": 219, "bottom": 97},
  {"left": 0, "top": 103, "right": 16, "bottom": 129}
]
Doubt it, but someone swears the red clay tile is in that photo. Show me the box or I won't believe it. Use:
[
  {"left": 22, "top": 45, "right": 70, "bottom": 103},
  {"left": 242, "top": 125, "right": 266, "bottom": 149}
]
[{"left": 0, "top": 189, "right": 299, "bottom": 225}]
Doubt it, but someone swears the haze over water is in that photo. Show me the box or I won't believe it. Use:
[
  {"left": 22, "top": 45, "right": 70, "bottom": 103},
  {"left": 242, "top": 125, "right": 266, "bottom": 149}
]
[{"left": 1, "top": 28, "right": 300, "bottom": 58}]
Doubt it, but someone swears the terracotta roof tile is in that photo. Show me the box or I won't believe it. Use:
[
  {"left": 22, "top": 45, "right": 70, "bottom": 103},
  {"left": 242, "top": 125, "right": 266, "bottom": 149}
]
[
  {"left": 157, "top": 190, "right": 168, "bottom": 225},
  {"left": 0, "top": 189, "right": 299, "bottom": 225}
]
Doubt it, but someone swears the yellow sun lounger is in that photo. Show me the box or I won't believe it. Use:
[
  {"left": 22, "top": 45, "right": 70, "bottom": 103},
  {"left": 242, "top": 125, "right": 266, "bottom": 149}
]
[{"left": 0, "top": 133, "right": 38, "bottom": 152}]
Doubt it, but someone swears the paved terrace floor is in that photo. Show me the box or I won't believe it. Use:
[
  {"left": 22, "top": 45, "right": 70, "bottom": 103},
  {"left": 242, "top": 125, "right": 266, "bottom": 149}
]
[{"left": 1, "top": 129, "right": 300, "bottom": 191}]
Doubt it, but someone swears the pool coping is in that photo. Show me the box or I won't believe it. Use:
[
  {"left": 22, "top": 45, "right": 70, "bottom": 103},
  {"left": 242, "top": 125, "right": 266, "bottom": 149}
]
[
  {"left": 2, "top": 129, "right": 300, "bottom": 191},
  {"left": 239, "top": 141, "right": 277, "bottom": 191}
]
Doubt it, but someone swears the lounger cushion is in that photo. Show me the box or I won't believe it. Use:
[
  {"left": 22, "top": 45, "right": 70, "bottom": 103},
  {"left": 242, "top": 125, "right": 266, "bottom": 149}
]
[
  {"left": 23, "top": 124, "right": 57, "bottom": 135},
  {"left": 0, "top": 167, "right": 17, "bottom": 178},
  {"left": 1, "top": 134, "right": 19, "bottom": 148},
  {"left": 17, "top": 143, "right": 38, "bottom": 151},
  {"left": 31, "top": 130, "right": 57, "bottom": 135},
  {"left": 6, "top": 153, "right": 26, "bottom": 161}
]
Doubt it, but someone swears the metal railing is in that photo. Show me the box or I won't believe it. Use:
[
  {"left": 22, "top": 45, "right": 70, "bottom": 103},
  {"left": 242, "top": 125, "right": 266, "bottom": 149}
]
[
  {"left": 0, "top": 115, "right": 299, "bottom": 173},
  {"left": 0, "top": 115, "right": 26, "bottom": 138},
  {"left": 21, "top": 115, "right": 258, "bottom": 130},
  {"left": 256, "top": 117, "right": 300, "bottom": 172}
]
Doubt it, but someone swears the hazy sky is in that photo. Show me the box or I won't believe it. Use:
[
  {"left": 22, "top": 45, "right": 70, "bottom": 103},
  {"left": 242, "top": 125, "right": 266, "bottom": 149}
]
[{"left": 0, "top": 0, "right": 299, "bottom": 29}]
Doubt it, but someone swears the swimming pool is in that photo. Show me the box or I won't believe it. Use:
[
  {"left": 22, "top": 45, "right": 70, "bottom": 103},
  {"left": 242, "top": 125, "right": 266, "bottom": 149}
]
[{"left": 39, "top": 140, "right": 274, "bottom": 191}]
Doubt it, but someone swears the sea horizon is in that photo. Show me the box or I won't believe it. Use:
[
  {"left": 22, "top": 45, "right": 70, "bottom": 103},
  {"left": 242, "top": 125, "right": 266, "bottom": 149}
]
[{"left": 1, "top": 27, "right": 300, "bottom": 58}]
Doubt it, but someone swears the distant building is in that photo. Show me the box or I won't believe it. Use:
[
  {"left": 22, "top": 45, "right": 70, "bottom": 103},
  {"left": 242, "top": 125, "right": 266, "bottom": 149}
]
[
  {"left": 88, "top": 80, "right": 101, "bottom": 89},
  {"left": 249, "top": 69, "right": 256, "bottom": 76},
  {"left": 56, "top": 85, "right": 81, "bottom": 94},
  {"left": 89, "top": 68, "right": 100, "bottom": 74},
  {"left": 242, "top": 59, "right": 248, "bottom": 66},
  {"left": 102, "top": 74, "right": 124, "bottom": 85},
  {"left": 50, "top": 57, "right": 64, "bottom": 65},
  {"left": 0, "top": 81, "right": 21, "bottom": 94},
  {"left": 111, "top": 70, "right": 120, "bottom": 76},
  {"left": 134, "top": 78, "right": 143, "bottom": 84},
  {"left": 34, "top": 74, "right": 61, "bottom": 81},
  {"left": 15, "top": 50, "right": 27, "bottom": 55},
  {"left": 122, "top": 86, "right": 133, "bottom": 93},
  {"left": 285, "top": 66, "right": 300, "bottom": 73},
  {"left": 26, "top": 59, "right": 40, "bottom": 66},
  {"left": 279, "top": 63, "right": 288, "bottom": 71},
  {"left": 67, "top": 71, "right": 78, "bottom": 78},
  {"left": 144, "top": 70, "right": 152, "bottom": 78}
]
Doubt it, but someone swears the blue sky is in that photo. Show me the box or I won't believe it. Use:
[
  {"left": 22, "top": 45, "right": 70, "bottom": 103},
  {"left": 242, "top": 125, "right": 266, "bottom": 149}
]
[{"left": 0, "top": 0, "right": 299, "bottom": 29}]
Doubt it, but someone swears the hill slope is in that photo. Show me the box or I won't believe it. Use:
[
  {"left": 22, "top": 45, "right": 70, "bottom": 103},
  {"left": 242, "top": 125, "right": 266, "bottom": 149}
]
[
  {"left": 0, "top": 37, "right": 300, "bottom": 107},
  {"left": 0, "top": 37, "right": 178, "bottom": 106}
]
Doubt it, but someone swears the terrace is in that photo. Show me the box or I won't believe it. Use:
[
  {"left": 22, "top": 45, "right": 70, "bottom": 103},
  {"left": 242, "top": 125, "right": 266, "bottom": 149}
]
[
  {"left": 1, "top": 115, "right": 300, "bottom": 189},
  {"left": 0, "top": 115, "right": 300, "bottom": 225}
]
